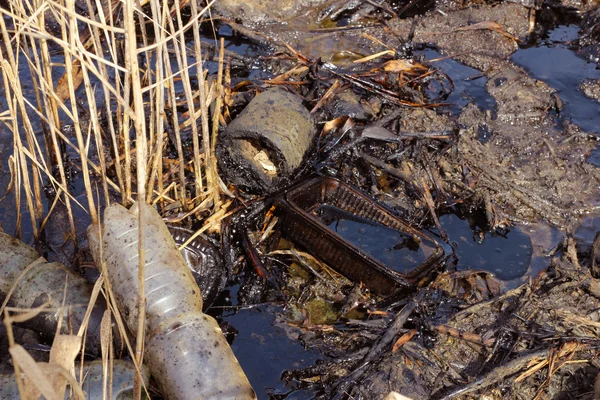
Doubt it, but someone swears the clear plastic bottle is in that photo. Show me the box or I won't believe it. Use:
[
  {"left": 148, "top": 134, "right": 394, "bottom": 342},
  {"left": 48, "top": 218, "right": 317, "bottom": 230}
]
[
  {"left": 87, "top": 202, "right": 256, "bottom": 400},
  {"left": 0, "top": 360, "right": 147, "bottom": 399},
  {"left": 0, "top": 232, "right": 104, "bottom": 355}
]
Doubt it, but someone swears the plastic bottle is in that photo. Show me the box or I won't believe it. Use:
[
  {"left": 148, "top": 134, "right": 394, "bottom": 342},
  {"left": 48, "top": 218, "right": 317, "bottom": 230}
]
[
  {"left": 87, "top": 202, "right": 256, "bottom": 400},
  {"left": 0, "top": 359, "right": 147, "bottom": 399},
  {"left": 0, "top": 232, "right": 104, "bottom": 355}
]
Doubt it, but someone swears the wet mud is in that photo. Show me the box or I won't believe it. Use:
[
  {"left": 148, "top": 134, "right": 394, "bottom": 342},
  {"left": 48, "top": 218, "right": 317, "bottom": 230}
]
[
  {"left": 200, "top": 1, "right": 600, "bottom": 398},
  {"left": 2, "top": 0, "right": 600, "bottom": 398}
]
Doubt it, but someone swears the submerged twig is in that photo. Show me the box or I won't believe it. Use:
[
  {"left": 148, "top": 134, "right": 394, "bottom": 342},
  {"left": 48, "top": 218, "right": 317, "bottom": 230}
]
[
  {"left": 433, "top": 324, "right": 495, "bottom": 347},
  {"left": 436, "top": 349, "right": 548, "bottom": 400},
  {"left": 332, "top": 300, "right": 418, "bottom": 399}
]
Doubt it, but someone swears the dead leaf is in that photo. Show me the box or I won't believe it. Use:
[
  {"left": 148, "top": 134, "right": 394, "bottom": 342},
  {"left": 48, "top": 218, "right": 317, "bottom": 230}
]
[
  {"left": 383, "top": 59, "right": 428, "bottom": 74},
  {"left": 254, "top": 150, "right": 277, "bottom": 175},
  {"left": 323, "top": 116, "right": 347, "bottom": 134},
  {"left": 49, "top": 334, "right": 82, "bottom": 396},
  {"left": 455, "top": 21, "right": 522, "bottom": 43},
  {"left": 385, "top": 392, "right": 414, "bottom": 400},
  {"left": 10, "top": 345, "right": 61, "bottom": 400},
  {"left": 55, "top": 61, "right": 85, "bottom": 103},
  {"left": 392, "top": 329, "right": 417, "bottom": 352}
]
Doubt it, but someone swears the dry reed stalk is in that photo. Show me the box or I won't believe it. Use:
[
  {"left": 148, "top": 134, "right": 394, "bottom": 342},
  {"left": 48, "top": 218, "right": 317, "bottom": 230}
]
[
  {"left": 12, "top": 111, "right": 39, "bottom": 238},
  {"left": 103, "top": 0, "right": 126, "bottom": 198},
  {"left": 191, "top": 0, "right": 215, "bottom": 200},
  {"left": 14, "top": 43, "right": 45, "bottom": 226},
  {"left": 1, "top": 0, "right": 225, "bottom": 397},
  {"left": 144, "top": 0, "right": 170, "bottom": 206},
  {"left": 19, "top": 50, "right": 46, "bottom": 225},
  {"left": 0, "top": 13, "right": 39, "bottom": 239},
  {"left": 120, "top": 1, "right": 147, "bottom": 398},
  {"left": 164, "top": 189, "right": 214, "bottom": 223},
  {"left": 81, "top": 65, "right": 110, "bottom": 209},
  {"left": 38, "top": 189, "right": 61, "bottom": 233},
  {"left": 122, "top": 66, "right": 133, "bottom": 203},
  {"left": 269, "top": 249, "right": 345, "bottom": 283},
  {"left": 163, "top": 44, "right": 189, "bottom": 208},
  {"left": 82, "top": 0, "right": 115, "bottom": 205},
  {"left": 35, "top": 7, "right": 77, "bottom": 240},
  {"left": 0, "top": 54, "right": 22, "bottom": 236},
  {"left": 16, "top": 144, "right": 98, "bottom": 212},
  {"left": 151, "top": 181, "right": 177, "bottom": 205},
  {"left": 57, "top": 0, "right": 96, "bottom": 224},
  {"left": 223, "top": 50, "right": 232, "bottom": 120},
  {"left": 76, "top": 277, "right": 106, "bottom": 388},
  {"left": 135, "top": 0, "right": 153, "bottom": 204},
  {"left": 173, "top": 0, "right": 204, "bottom": 200},
  {"left": 209, "top": 37, "right": 225, "bottom": 208},
  {"left": 178, "top": 199, "right": 234, "bottom": 249}
]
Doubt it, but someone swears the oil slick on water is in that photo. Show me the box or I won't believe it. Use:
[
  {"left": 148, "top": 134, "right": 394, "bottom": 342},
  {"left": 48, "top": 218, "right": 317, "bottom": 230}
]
[
  {"left": 441, "top": 213, "right": 533, "bottom": 281},
  {"left": 512, "top": 25, "right": 600, "bottom": 167},
  {"left": 314, "top": 204, "right": 438, "bottom": 275}
]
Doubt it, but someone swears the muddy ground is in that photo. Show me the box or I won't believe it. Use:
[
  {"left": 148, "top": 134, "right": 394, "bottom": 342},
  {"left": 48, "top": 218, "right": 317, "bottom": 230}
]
[
  {"left": 1, "top": 0, "right": 600, "bottom": 399},
  {"left": 207, "top": 1, "right": 600, "bottom": 399}
]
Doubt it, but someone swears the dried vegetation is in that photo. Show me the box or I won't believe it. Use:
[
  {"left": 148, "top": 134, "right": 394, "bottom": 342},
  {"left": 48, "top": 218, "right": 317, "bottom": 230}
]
[{"left": 1, "top": 0, "right": 600, "bottom": 399}]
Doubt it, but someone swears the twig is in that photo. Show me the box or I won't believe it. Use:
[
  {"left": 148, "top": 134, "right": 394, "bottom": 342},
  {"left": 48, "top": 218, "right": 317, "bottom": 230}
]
[
  {"left": 451, "top": 284, "right": 529, "bottom": 322},
  {"left": 420, "top": 176, "right": 446, "bottom": 240},
  {"left": 218, "top": 18, "right": 278, "bottom": 48},
  {"left": 324, "top": 67, "right": 433, "bottom": 107},
  {"left": 433, "top": 324, "right": 495, "bottom": 347},
  {"left": 240, "top": 228, "right": 268, "bottom": 279},
  {"left": 365, "top": 0, "right": 398, "bottom": 18},
  {"left": 310, "top": 79, "right": 341, "bottom": 114},
  {"left": 436, "top": 349, "right": 548, "bottom": 400},
  {"left": 360, "top": 152, "right": 413, "bottom": 185},
  {"left": 332, "top": 300, "right": 418, "bottom": 399}
]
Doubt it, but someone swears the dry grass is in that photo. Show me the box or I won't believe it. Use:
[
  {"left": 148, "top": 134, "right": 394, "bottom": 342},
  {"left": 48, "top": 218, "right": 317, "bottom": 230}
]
[{"left": 0, "top": 0, "right": 226, "bottom": 397}]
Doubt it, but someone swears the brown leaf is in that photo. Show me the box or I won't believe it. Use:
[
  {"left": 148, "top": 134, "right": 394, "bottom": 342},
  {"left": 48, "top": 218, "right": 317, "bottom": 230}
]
[
  {"left": 323, "top": 116, "right": 347, "bottom": 134},
  {"left": 49, "top": 334, "right": 81, "bottom": 369},
  {"left": 392, "top": 329, "right": 417, "bottom": 352},
  {"left": 49, "top": 334, "right": 81, "bottom": 397},
  {"left": 385, "top": 392, "right": 414, "bottom": 400},
  {"left": 55, "top": 61, "right": 85, "bottom": 103},
  {"left": 383, "top": 59, "right": 428, "bottom": 74},
  {"left": 455, "top": 21, "right": 522, "bottom": 43},
  {"left": 456, "top": 20, "right": 503, "bottom": 32},
  {"left": 10, "top": 345, "right": 60, "bottom": 400}
]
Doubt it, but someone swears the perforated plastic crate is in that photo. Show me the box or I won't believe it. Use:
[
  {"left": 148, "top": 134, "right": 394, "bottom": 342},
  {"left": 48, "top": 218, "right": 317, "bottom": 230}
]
[{"left": 275, "top": 177, "right": 450, "bottom": 296}]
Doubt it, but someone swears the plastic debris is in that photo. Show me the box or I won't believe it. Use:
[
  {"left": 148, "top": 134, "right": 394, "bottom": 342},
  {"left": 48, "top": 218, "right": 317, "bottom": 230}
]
[{"left": 87, "top": 202, "right": 256, "bottom": 400}]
